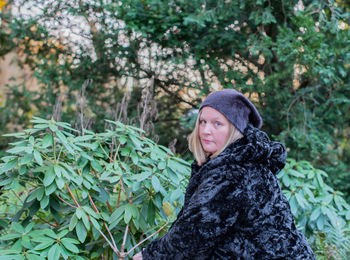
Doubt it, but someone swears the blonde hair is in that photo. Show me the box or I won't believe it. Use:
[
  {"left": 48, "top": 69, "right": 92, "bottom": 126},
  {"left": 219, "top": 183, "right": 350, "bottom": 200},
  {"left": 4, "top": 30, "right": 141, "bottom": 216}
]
[{"left": 188, "top": 110, "right": 244, "bottom": 166}]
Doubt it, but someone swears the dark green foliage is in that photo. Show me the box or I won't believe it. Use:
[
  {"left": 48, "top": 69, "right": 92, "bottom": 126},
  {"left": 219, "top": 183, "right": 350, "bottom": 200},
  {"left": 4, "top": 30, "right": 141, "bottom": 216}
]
[
  {"left": 277, "top": 159, "right": 350, "bottom": 259},
  {"left": 0, "top": 117, "right": 190, "bottom": 259},
  {"left": 1, "top": 119, "right": 350, "bottom": 258}
]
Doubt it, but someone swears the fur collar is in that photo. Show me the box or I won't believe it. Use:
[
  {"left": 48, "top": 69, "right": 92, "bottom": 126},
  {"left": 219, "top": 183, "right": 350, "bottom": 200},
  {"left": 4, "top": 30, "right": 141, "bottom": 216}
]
[{"left": 192, "top": 124, "right": 286, "bottom": 176}]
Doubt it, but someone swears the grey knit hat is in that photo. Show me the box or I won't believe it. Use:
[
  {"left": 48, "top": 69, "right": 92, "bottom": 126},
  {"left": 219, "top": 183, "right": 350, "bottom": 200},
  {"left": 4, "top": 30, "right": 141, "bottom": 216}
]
[{"left": 199, "top": 89, "right": 263, "bottom": 134}]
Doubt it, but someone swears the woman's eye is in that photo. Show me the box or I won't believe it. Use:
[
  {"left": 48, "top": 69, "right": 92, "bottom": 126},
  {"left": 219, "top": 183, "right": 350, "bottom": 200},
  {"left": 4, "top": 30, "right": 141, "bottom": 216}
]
[
  {"left": 200, "top": 120, "right": 206, "bottom": 125},
  {"left": 215, "top": 122, "right": 222, "bottom": 126}
]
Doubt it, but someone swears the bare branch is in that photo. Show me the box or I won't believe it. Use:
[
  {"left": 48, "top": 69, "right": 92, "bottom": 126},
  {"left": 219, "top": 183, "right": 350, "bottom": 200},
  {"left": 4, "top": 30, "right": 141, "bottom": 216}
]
[{"left": 127, "top": 221, "right": 169, "bottom": 255}]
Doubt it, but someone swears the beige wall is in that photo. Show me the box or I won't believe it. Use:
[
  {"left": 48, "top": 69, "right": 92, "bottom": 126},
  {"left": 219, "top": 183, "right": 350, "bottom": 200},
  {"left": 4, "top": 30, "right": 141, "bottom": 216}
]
[{"left": 0, "top": 51, "right": 38, "bottom": 107}]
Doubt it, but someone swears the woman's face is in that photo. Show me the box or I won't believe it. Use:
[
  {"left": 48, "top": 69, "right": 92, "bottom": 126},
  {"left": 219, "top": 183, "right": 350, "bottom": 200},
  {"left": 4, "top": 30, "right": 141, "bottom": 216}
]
[{"left": 199, "top": 106, "right": 231, "bottom": 154}]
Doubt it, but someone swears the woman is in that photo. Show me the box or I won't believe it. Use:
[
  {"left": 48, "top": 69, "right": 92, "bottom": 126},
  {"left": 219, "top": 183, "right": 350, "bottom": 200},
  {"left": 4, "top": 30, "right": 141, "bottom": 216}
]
[{"left": 134, "top": 89, "right": 315, "bottom": 259}]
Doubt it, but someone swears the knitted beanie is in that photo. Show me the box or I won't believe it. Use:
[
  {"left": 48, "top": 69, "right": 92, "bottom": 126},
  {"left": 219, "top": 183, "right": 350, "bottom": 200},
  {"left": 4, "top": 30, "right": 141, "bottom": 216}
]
[{"left": 199, "top": 89, "right": 263, "bottom": 134}]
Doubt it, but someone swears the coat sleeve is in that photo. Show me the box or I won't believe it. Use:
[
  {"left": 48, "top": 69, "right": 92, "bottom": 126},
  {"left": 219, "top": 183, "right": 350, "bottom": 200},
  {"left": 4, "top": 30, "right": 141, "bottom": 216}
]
[{"left": 142, "top": 168, "right": 244, "bottom": 259}]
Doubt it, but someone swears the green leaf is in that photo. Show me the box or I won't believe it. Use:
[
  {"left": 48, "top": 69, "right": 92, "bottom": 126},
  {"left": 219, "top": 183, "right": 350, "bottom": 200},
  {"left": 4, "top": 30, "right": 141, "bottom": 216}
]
[
  {"left": 40, "top": 196, "right": 50, "bottom": 209},
  {"left": 33, "top": 124, "right": 49, "bottom": 130},
  {"left": 56, "top": 131, "right": 75, "bottom": 154},
  {"left": 45, "top": 182, "right": 57, "bottom": 196},
  {"left": 58, "top": 229, "right": 69, "bottom": 238},
  {"left": 288, "top": 169, "right": 304, "bottom": 178},
  {"left": 53, "top": 165, "right": 62, "bottom": 178},
  {"left": 27, "top": 188, "right": 41, "bottom": 203},
  {"left": 124, "top": 209, "right": 131, "bottom": 224},
  {"left": 124, "top": 204, "right": 139, "bottom": 223},
  {"left": 19, "top": 165, "right": 27, "bottom": 175},
  {"left": 6, "top": 146, "right": 27, "bottom": 154},
  {"left": 2, "top": 132, "right": 25, "bottom": 138},
  {"left": 55, "top": 177, "right": 64, "bottom": 190},
  {"left": 61, "top": 238, "right": 79, "bottom": 253},
  {"left": 323, "top": 194, "right": 333, "bottom": 204},
  {"left": 31, "top": 233, "right": 54, "bottom": 243},
  {"left": 129, "top": 134, "right": 142, "bottom": 148},
  {"left": 310, "top": 207, "right": 321, "bottom": 221},
  {"left": 24, "top": 223, "right": 34, "bottom": 233},
  {"left": 82, "top": 206, "right": 100, "bottom": 219},
  {"left": 56, "top": 122, "right": 80, "bottom": 133},
  {"left": 36, "top": 187, "right": 44, "bottom": 201},
  {"left": 33, "top": 240, "right": 55, "bottom": 250},
  {"left": 81, "top": 211, "right": 90, "bottom": 231},
  {"left": 289, "top": 196, "right": 298, "bottom": 216},
  {"left": 89, "top": 217, "right": 100, "bottom": 230},
  {"left": 130, "top": 171, "right": 151, "bottom": 182},
  {"left": 0, "top": 233, "right": 22, "bottom": 241},
  {"left": 295, "top": 192, "right": 307, "bottom": 209},
  {"left": 316, "top": 215, "right": 325, "bottom": 230},
  {"left": 26, "top": 254, "right": 45, "bottom": 260},
  {"left": 61, "top": 237, "right": 79, "bottom": 244},
  {"left": 47, "top": 244, "right": 61, "bottom": 260},
  {"left": 27, "top": 136, "right": 33, "bottom": 145},
  {"left": 76, "top": 208, "right": 83, "bottom": 219},
  {"left": 69, "top": 214, "right": 78, "bottom": 231},
  {"left": 33, "top": 150, "right": 43, "bottom": 166},
  {"left": 158, "top": 161, "right": 166, "bottom": 170},
  {"left": 76, "top": 221, "right": 87, "bottom": 243},
  {"left": 0, "top": 255, "right": 23, "bottom": 260},
  {"left": 31, "top": 117, "right": 49, "bottom": 124},
  {"left": 12, "top": 223, "right": 24, "bottom": 233},
  {"left": 18, "top": 154, "right": 33, "bottom": 165},
  {"left": 315, "top": 172, "right": 324, "bottom": 188},
  {"left": 43, "top": 167, "right": 55, "bottom": 187},
  {"left": 49, "top": 123, "right": 58, "bottom": 132},
  {"left": 41, "top": 134, "right": 53, "bottom": 148},
  {"left": 91, "top": 160, "right": 103, "bottom": 172},
  {"left": 109, "top": 206, "right": 125, "bottom": 229},
  {"left": 170, "top": 188, "right": 183, "bottom": 202},
  {"left": 43, "top": 229, "right": 57, "bottom": 239},
  {"left": 130, "top": 152, "right": 139, "bottom": 165},
  {"left": 151, "top": 175, "right": 161, "bottom": 192},
  {"left": 74, "top": 135, "right": 94, "bottom": 142},
  {"left": 0, "top": 159, "right": 17, "bottom": 174}
]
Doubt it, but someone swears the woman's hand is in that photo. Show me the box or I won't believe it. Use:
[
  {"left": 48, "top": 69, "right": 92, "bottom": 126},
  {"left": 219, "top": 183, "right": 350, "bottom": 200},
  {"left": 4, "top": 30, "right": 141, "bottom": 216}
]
[{"left": 133, "top": 251, "right": 143, "bottom": 260}]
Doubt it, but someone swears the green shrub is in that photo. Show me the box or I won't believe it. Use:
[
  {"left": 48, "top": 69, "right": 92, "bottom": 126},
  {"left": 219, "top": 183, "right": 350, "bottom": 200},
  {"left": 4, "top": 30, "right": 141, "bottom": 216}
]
[
  {"left": 1, "top": 117, "right": 350, "bottom": 259},
  {"left": 277, "top": 159, "right": 350, "bottom": 259},
  {"left": 0, "top": 117, "right": 190, "bottom": 259}
]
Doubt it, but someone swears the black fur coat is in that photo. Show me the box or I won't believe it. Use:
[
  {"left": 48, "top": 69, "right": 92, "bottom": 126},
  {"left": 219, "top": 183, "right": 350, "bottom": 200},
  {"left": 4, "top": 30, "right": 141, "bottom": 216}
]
[{"left": 142, "top": 124, "right": 316, "bottom": 259}]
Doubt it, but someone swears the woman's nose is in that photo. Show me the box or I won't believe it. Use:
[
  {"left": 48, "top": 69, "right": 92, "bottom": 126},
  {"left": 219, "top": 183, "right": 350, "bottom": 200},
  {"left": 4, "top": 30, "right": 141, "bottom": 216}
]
[{"left": 203, "top": 124, "right": 212, "bottom": 134}]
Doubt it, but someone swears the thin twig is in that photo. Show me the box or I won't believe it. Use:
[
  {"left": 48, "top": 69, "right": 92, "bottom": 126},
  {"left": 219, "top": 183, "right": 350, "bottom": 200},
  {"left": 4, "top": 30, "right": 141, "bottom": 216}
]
[
  {"left": 107, "top": 200, "right": 113, "bottom": 213},
  {"left": 57, "top": 147, "right": 64, "bottom": 162},
  {"left": 97, "top": 138, "right": 113, "bottom": 161},
  {"left": 65, "top": 183, "right": 80, "bottom": 208},
  {"left": 96, "top": 227, "right": 119, "bottom": 255},
  {"left": 56, "top": 194, "right": 78, "bottom": 209},
  {"left": 127, "top": 221, "right": 169, "bottom": 255},
  {"left": 121, "top": 223, "right": 129, "bottom": 253},
  {"left": 88, "top": 194, "right": 119, "bottom": 251},
  {"left": 52, "top": 132, "right": 56, "bottom": 163},
  {"left": 38, "top": 216, "right": 59, "bottom": 228},
  {"left": 113, "top": 143, "right": 121, "bottom": 162},
  {"left": 109, "top": 137, "right": 115, "bottom": 163},
  {"left": 117, "top": 189, "right": 121, "bottom": 208},
  {"left": 88, "top": 194, "right": 99, "bottom": 212},
  {"left": 119, "top": 179, "right": 132, "bottom": 204}
]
